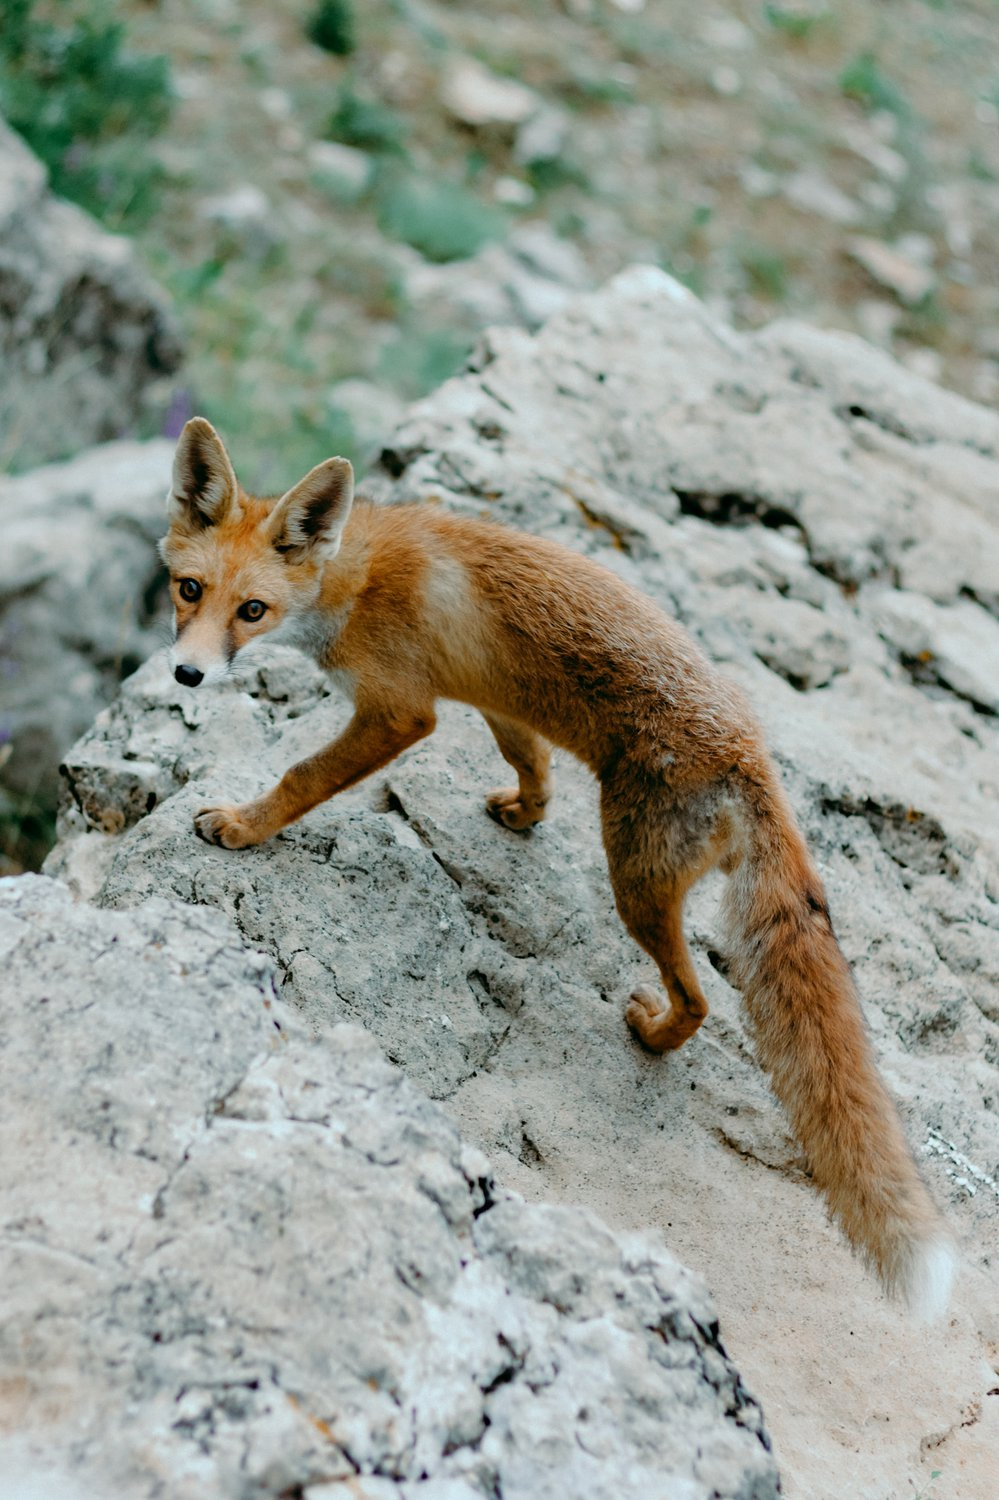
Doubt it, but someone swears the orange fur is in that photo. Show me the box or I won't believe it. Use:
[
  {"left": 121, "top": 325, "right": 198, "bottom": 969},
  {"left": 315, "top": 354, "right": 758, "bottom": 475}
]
[{"left": 161, "top": 419, "right": 954, "bottom": 1315}]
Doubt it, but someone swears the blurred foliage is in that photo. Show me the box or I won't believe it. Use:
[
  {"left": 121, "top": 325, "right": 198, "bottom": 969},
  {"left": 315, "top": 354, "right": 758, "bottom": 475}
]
[
  {"left": 376, "top": 322, "right": 472, "bottom": 400},
  {"left": 306, "top": 0, "right": 356, "bottom": 57},
  {"left": 764, "top": 4, "right": 828, "bottom": 43},
  {"left": 0, "top": 783, "right": 56, "bottom": 879},
  {"left": 0, "top": 0, "right": 172, "bottom": 227},
  {"left": 327, "top": 81, "right": 407, "bottom": 153},
  {"left": 738, "top": 241, "right": 790, "bottom": 302},
  {"left": 839, "top": 51, "right": 910, "bottom": 117},
  {"left": 375, "top": 170, "right": 507, "bottom": 263}
]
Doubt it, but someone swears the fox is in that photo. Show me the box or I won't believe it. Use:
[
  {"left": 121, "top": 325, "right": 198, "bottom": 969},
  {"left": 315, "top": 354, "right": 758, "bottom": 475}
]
[{"left": 160, "top": 415, "right": 954, "bottom": 1318}]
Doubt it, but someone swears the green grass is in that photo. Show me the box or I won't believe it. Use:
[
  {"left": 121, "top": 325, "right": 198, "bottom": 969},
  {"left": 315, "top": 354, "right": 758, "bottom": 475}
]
[
  {"left": 306, "top": 0, "right": 356, "bottom": 56},
  {"left": 375, "top": 171, "right": 507, "bottom": 262},
  {"left": 738, "top": 240, "right": 791, "bottom": 302},
  {"left": 764, "top": 4, "right": 829, "bottom": 42},
  {"left": 839, "top": 51, "right": 911, "bottom": 118},
  {"left": 0, "top": 0, "right": 172, "bottom": 228},
  {"left": 377, "top": 323, "right": 473, "bottom": 400},
  {"left": 327, "top": 81, "right": 408, "bottom": 154}
]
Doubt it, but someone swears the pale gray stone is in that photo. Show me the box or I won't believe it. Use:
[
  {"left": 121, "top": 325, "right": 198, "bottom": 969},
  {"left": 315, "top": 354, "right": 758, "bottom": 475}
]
[
  {"left": 0, "top": 438, "right": 174, "bottom": 866},
  {"left": 0, "top": 874, "right": 777, "bottom": 1500},
  {"left": 0, "top": 119, "right": 180, "bottom": 469},
  {"left": 847, "top": 235, "right": 937, "bottom": 305},
  {"left": 38, "top": 268, "right": 999, "bottom": 1495},
  {"left": 441, "top": 59, "right": 540, "bottom": 129},
  {"left": 308, "top": 139, "right": 374, "bottom": 198}
]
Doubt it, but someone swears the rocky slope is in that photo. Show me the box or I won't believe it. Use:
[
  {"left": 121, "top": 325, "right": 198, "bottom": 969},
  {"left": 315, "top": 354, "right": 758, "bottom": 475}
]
[
  {"left": 0, "top": 872, "right": 779, "bottom": 1500},
  {"left": 47, "top": 269, "right": 999, "bottom": 1499},
  {"left": 0, "top": 437, "right": 174, "bottom": 873},
  {"left": 0, "top": 118, "right": 180, "bottom": 471},
  {"left": 116, "top": 0, "right": 999, "bottom": 487}
]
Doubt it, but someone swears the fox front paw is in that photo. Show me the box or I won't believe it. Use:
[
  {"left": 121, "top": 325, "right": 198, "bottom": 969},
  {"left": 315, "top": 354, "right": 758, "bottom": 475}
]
[
  {"left": 485, "top": 787, "right": 546, "bottom": 832},
  {"left": 194, "top": 803, "right": 267, "bottom": 850}
]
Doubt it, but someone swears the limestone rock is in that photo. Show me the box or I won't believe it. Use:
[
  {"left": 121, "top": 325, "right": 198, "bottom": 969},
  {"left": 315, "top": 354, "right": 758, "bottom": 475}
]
[
  {"left": 308, "top": 139, "right": 374, "bottom": 200},
  {"left": 48, "top": 268, "right": 999, "bottom": 1498},
  {"left": 0, "top": 874, "right": 778, "bottom": 1500},
  {"left": 406, "top": 222, "right": 591, "bottom": 331},
  {"left": 0, "top": 119, "right": 181, "bottom": 469},
  {"left": 847, "top": 235, "right": 937, "bottom": 305},
  {"left": 441, "top": 59, "right": 540, "bottom": 129},
  {"left": 0, "top": 437, "right": 173, "bottom": 871}
]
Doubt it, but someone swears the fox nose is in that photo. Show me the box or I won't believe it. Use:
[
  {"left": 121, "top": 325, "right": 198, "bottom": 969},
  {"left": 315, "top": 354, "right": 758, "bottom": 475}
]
[{"left": 174, "top": 664, "right": 204, "bottom": 687}]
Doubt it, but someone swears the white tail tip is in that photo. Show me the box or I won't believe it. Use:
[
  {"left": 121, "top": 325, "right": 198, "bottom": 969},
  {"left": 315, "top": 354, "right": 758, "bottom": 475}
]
[{"left": 905, "top": 1237, "right": 956, "bottom": 1324}]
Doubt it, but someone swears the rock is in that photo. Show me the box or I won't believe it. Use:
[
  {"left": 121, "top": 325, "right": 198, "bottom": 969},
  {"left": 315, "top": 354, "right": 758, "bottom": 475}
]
[
  {"left": 839, "top": 120, "right": 909, "bottom": 183},
  {"left": 0, "top": 874, "right": 778, "bottom": 1500},
  {"left": 513, "top": 106, "right": 571, "bottom": 169},
  {"left": 783, "top": 168, "right": 860, "bottom": 225},
  {"left": 847, "top": 235, "right": 937, "bottom": 305},
  {"left": 0, "top": 119, "right": 181, "bottom": 470},
  {"left": 328, "top": 378, "right": 406, "bottom": 467},
  {"left": 406, "top": 223, "right": 591, "bottom": 332},
  {"left": 200, "top": 183, "right": 277, "bottom": 256},
  {"left": 0, "top": 438, "right": 173, "bottom": 872},
  {"left": 710, "top": 66, "right": 742, "bottom": 98},
  {"left": 47, "top": 268, "right": 999, "bottom": 1500},
  {"left": 308, "top": 140, "right": 373, "bottom": 201},
  {"left": 493, "top": 175, "right": 535, "bottom": 208},
  {"left": 441, "top": 59, "right": 540, "bottom": 129},
  {"left": 870, "top": 589, "right": 999, "bottom": 715}
]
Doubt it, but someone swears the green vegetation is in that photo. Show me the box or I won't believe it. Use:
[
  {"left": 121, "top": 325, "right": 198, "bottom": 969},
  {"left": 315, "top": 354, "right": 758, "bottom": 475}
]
[
  {"left": 306, "top": 0, "right": 357, "bottom": 57},
  {"left": 738, "top": 240, "right": 790, "bottom": 302},
  {"left": 764, "top": 4, "right": 828, "bottom": 43},
  {"left": 327, "top": 81, "right": 407, "bottom": 154},
  {"left": 375, "top": 171, "right": 507, "bottom": 262},
  {"left": 839, "top": 51, "right": 911, "bottom": 118},
  {"left": 0, "top": 0, "right": 171, "bottom": 227},
  {"left": 377, "top": 322, "right": 472, "bottom": 400},
  {"left": 0, "top": 781, "right": 56, "bottom": 882}
]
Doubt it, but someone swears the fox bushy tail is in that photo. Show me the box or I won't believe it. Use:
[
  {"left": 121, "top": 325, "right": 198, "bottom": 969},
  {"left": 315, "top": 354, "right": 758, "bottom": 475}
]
[{"left": 722, "top": 775, "right": 954, "bottom": 1319}]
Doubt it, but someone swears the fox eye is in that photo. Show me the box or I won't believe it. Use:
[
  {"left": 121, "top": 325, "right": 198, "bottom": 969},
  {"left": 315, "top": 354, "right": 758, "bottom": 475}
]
[
  {"left": 238, "top": 599, "right": 268, "bottom": 622},
  {"left": 178, "top": 578, "right": 202, "bottom": 603}
]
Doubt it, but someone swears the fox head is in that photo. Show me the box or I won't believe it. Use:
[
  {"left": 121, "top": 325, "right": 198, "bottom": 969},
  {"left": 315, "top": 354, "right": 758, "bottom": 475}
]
[{"left": 159, "top": 418, "right": 354, "bottom": 687}]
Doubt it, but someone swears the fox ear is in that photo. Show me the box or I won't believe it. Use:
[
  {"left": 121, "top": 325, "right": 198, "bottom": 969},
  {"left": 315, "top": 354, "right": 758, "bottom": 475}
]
[
  {"left": 267, "top": 457, "right": 354, "bottom": 561},
  {"left": 169, "top": 418, "right": 237, "bottom": 530}
]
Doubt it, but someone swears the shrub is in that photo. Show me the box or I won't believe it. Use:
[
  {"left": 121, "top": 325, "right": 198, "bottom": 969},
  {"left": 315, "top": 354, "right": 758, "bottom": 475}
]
[
  {"left": 306, "top": 0, "right": 356, "bottom": 57},
  {"left": 377, "top": 325, "right": 473, "bottom": 400},
  {"left": 0, "top": 0, "right": 171, "bottom": 226},
  {"left": 327, "top": 83, "right": 407, "bottom": 154},
  {"left": 839, "top": 51, "right": 909, "bottom": 117},
  {"left": 376, "top": 172, "right": 506, "bottom": 262}
]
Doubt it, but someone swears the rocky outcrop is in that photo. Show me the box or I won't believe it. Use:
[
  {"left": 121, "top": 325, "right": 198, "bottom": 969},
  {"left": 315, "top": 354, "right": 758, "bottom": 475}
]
[
  {"left": 48, "top": 269, "right": 999, "bottom": 1498},
  {"left": 0, "top": 437, "right": 173, "bottom": 872},
  {"left": 0, "top": 118, "right": 181, "bottom": 470},
  {"left": 0, "top": 874, "right": 778, "bottom": 1500}
]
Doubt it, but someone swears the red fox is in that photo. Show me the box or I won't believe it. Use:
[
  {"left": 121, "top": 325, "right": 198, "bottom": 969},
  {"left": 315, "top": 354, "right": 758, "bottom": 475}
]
[{"left": 161, "top": 416, "right": 954, "bottom": 1317}]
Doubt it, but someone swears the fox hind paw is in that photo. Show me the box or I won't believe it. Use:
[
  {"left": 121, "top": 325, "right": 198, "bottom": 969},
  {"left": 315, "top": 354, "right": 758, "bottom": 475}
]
[{"left": 626, "top": 985, "right": 673, "bottom": 1052}]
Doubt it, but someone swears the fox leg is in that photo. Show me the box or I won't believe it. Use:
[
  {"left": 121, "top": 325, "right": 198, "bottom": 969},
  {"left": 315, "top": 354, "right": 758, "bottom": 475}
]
[
  {"left": 196, "top": 705, "right": 436, "bottom": 849},
  {"left": 618, "top": 879, "right": 710, "bottom": 1052},
  {"left": 482, "top": 712, "right": 553, "bottom": 831},
  {"left": 601, "top": 779, "right": 728, "bottom": 1052}
]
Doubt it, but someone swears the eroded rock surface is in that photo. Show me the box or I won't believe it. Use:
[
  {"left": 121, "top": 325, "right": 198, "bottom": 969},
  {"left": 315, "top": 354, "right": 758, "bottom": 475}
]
[
  {"left": 0, "top": 874, "right": 777, "bottom": 1500},
  {"left": 0, "top": 437, "right": 174, "bottom": 871},
  {"left": 48, "top": 270, "right": 999, "bottom": 1497},
  {"left": 0, "top": 119, "right": 181, "bottom": 470}
]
